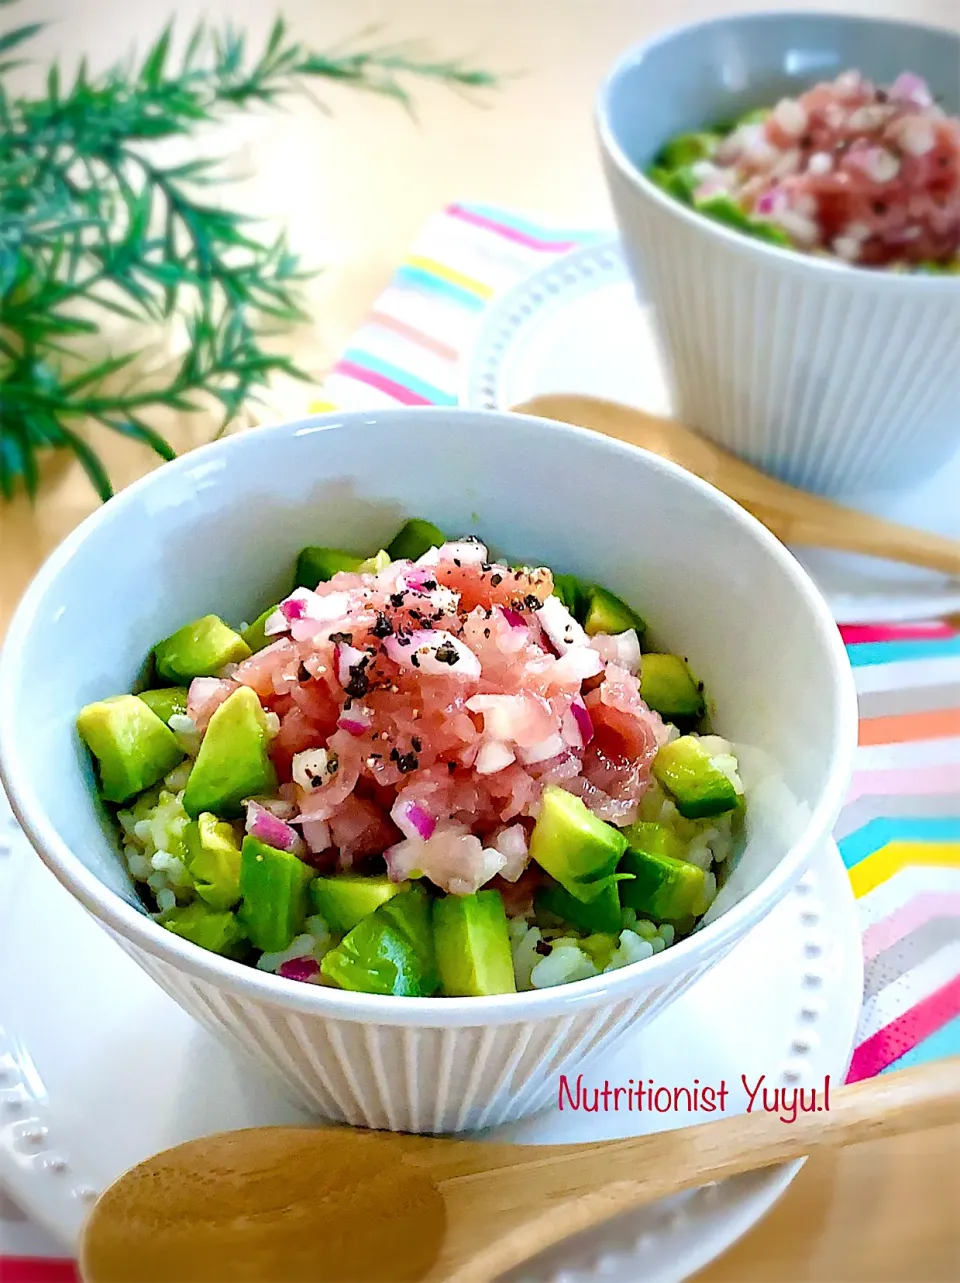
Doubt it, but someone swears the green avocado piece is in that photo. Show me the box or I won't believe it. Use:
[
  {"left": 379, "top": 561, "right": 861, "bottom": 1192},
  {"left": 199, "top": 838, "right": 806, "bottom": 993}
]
[
  {"left": 136, "top": 687, "right": 189, "bottom": 724},
  {"left": 619, "top": 846, "right": 706, "bottom": 921},
  {"left": 320, "top": 918, "right": 425, "bottom": 996},
  {"left": 529, "top": 786, "right": 628, "bottom": 900},
  {"left": 182, "top": 686, "right": 277, "bottom": 820},
  {"left": 551, "top": 573, "right": 590, "bottom": 623},
  {"left": 583, "top": 586, "right": 645, "bottom": 639},
  {"left": 77, "top": 695, "right": 185, "bottom": 804},
  {"left": 184, "top": 812, "right": 243, "bottom": 910},
  {"left": 656, "top": 131, "right": 720, "bottom": 169},
  {"left": 310, "top": 874, "right": 407, "bottom": 934},
  {"left": 238, "top": 835, "right": 313, "bottom": 954},
  {"left": 433, "top": 890, "right": 516, "bottom": 997},
  {"left": 161, "top": 901, "right": 248, "bottom": 957},
  {"left": 640, "top": 654, "right": 705, "bottom": 725},
  {"left": 620, "top": 819, "right": 686, "bottom": 863},
  {"left": 694, "top": 194, "right": 791, "bottom": 247},
  {"left": 536, "top": 880, "right": 623, "bottom": 936},
  {"left": 294, "top": 546, "right": 363, "bottom": 589},
  {"left": 386, "top": 518, "right": 446, "bottom": 562},
  {"left": 380, "top": 885, "right": 440, "bottom": 993},
  {"left": 153, "top": 615, "right": 251, "bottom": 683},
  {"left": 652, "top": 736, "right": 739, "bottom": 820},
  {"left": 648, "top": 163, "right": 698, "bottom": 203},
  {"left": 241, "top": 606, "right": 278, "bottom": 654}
]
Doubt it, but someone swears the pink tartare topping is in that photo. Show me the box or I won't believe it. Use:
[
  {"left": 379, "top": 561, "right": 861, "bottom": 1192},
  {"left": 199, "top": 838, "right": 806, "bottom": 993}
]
[
  {"left": 710, "top": 69, "right": 960, "bottom": 267},
  {"left": 218, "top": 549, "right": 666, "bottom": 895}
]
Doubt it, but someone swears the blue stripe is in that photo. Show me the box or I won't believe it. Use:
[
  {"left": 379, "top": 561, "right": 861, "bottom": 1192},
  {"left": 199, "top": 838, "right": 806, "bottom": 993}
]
[
  {"left": 340, "top": 348, "right": 456, "bottom": 406},
  {"left": 461, "top": 203, "right": 600, "bottom": 245},
  {"left": 394, "top": 265, "right": 487, "bottom": 311},
  {"left": 846, "top": 636, "right": 960, "bottom": 667},
  {"left": 880, "top": 1013, "right": 960, "bottom": 1074},
  {"left": 838, "top": 817, "right": 960, "bottom": 867}
]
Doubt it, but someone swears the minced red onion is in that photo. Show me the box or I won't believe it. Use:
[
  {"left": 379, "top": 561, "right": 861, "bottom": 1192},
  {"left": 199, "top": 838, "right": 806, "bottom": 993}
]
[
  {"left": 516, "top": 733, "right": 565, "bottom": 765},
  {"left": 336, "top": 642, "right": 367, "bottom": 688},
  {"left": 390, "top": 797, "right": 437, "bottom": 842},
  {"left": 384, "top": 630, "right": 481, "bottom": 680},
  {"left": 299, "top": 816, "right": 331, "bottom": 854},
  {"left": 246, "top": 800, "right": 306, "bottom": 857},
  {"left": 278, "top": 957, "right": 320, "bottom": 982},
  {"left": 890, "top": 71, "right": 933, "bottom": 108},
  {"left": 474, "top": 740, "right": 516, "bottom": 775},
  {"left": 337, "top": 704, "right": 372, "bottom": 737},
  {"left": 500, "top": 607, "right": 526, "bottom": 630},
  {"left": 437, "top": 539, "right": 488, "bottom": 565},
  {"left": 571, "top": 699, "right": 594, "bottom": 746},
  {"left": 536, "top": 595, "right": 588, "bottom": 653}
]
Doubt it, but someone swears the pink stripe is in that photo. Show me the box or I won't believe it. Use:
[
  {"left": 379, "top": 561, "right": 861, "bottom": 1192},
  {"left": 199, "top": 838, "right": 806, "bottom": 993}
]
[
  {"left": 447, "top": 204, "right": 579, "bottom": 253},
  {"left": 846, "top": 973, "right": 960, "bottom": 1082},
  {"left": 333, "top": 359, "right": 431, "bottom": 406},
  {"left": 845, "top": 762, "right": 960, "bottom": 804},
  {"left": 840, "top": 621, "right": 955, "bottom": 643},
  {"left": 863, "top": 891, "right": 960, "bottom": 961},
  {"left": 0, "top": 1260, "right": 78, "bottom": 1283}
]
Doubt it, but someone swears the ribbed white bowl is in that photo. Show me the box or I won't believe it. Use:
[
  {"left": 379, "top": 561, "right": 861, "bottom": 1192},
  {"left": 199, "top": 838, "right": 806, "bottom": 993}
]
[
  {"left": 597, "top": 12, "right": 960, "bottom": 497},
  {"left": 0, "top": 409, "right": 856, "bottom": 1133},
  {"left": 116, "top": 932, "right": 727, "bottom": 1131}
]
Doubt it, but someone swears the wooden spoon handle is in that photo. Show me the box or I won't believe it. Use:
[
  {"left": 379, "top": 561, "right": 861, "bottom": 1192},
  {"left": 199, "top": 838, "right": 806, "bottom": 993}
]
[
  {"left": 514, "top": 394, "right": 960, "bottom": 577},
  {"left": 442, "top": 1058, "right": 960, "bottom": 1283}
]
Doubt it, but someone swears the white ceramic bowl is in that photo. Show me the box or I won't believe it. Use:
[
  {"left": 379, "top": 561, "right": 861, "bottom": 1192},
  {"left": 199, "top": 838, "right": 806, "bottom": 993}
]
[
  {"left": 0, "top": 409, "right": 857, "bottom": 1131},
  {"left": 597, "top": 11, "right": 960, "bottom": 497}
]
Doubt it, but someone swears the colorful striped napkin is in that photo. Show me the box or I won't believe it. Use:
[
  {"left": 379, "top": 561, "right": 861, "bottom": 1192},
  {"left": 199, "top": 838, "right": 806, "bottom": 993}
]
[{"left": 2, "top": 206, "right": 958, "bottom": 1279}]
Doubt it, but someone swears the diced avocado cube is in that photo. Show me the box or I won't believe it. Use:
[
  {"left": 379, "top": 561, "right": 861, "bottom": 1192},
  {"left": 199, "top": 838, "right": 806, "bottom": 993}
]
[
  {"left": 379, "top": 885, "right": 440, "bottom": 994},
  {"left": 536, "top": 880, "right": 623, "bottom": 936},
  {"left": 320, "top": 918, "right": 425, "bottom": 997},
  {"left": 241, "top": 606, "right": 278, "bottom": 654},
  {"left": 529, "top": 785, "right": 628, "bottom": 899},
  {"left": 238, "top": 835, "right": 313, "bottom": 954},
  {"left": 320, "top": 886, "right": 440, "bottom": 997},
  {"left": 652, "top": 736, "right": 739, "bottom": 820},
  {"left": 640, "top": 654, "right": 705, "bottom": 725},
  {"left": 619, "top": 846, "right": 706, "bottom": 921},
  {"left": 137, "top": 687, "right": 189, "bottom": 724},
  {"left": 183, "top": 686, "right": 277, "bottom": 819},
  {"left": 162, "top": 901, "right": 247, "bottom": 957},
  {"left": 583, "top": 586, "right": 645, "bottom": 639},
  {"left": 184, "top": 812, "right": 243, "bottom": 910},
  {"left": 552, "top": 573, "right": 590, "bottom": 623},
  {"left": 657, "top": 131, "right": 720, "bottom": 169},
  {"left": 386, "top": 518, "right": 445, "bottom": 562},
  {"left": 294, "top": 546, "right": 363, "bottom": 589},
  {"left": 433, "top": 890, "right": 516, "bottom": 997},
  {"left": 77, "top": 695, "right": 185, "bottom": 804},
  {"left": 648, "top": 163, "right": 698, "bottom": 203},
  {"left": 620, "top": 819, "right": 686, "bottom": 863},
  {"left": 153, "top": 615, "right": 251, "bottom": 684},
  {"left": 310, "top": 874, "right": 407, "bottom": 934},
  {"left": 694, "top": 195, "right": 791, "bottom": 248}
]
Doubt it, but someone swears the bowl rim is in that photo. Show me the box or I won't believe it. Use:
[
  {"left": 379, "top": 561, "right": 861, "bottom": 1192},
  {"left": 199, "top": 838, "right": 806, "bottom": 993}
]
[
  {"left": 0, "top": 406, "right": 859, "bottom": 1027},
  {"left": 595, "top": 8, "right": 960, "bottom": 291}
]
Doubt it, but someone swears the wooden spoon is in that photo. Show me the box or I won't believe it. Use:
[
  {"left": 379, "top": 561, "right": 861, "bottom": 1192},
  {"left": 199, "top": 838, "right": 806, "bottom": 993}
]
[
  {"left": 81, "top": 1057, "right": 958, "bottom": 1283},
  {"left": 513, "top": 393, "right": 960, "bottom": 577}
]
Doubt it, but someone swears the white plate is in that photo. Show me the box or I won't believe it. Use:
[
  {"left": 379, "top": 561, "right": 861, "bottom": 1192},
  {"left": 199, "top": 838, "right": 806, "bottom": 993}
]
[
  {"left": 0, "top": 792, "right": 862, "bottom": 1283},
  {"left": 462, "top": 240, "right": 960, "bottom": 625}
]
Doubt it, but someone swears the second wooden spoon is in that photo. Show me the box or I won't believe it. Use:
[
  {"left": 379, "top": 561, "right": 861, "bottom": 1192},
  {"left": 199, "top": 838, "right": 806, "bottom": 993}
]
[{"left": 513, "top": 393, "right": 960, "bottom": 577}]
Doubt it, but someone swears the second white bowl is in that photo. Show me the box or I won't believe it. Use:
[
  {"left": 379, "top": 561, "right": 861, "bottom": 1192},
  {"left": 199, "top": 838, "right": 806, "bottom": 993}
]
[{"left": 597, "top": 11, "right": 960, "bottom": 497}]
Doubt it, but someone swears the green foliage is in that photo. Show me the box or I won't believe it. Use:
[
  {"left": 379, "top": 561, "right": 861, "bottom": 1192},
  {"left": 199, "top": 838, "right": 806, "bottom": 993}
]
[{"left": 0, "top": 8, "right": 495, "bottom": 500}]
